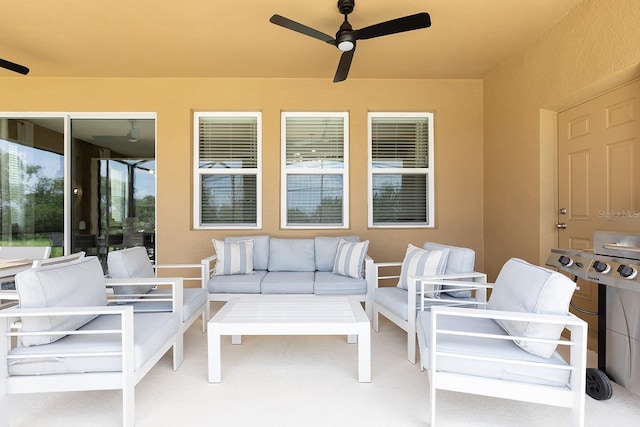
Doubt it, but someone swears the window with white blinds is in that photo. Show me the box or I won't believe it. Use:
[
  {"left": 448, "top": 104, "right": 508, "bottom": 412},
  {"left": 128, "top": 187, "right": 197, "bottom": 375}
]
[
  {"left": 194, "top": 112, "right": 261, "bottom": 229},
  {"left": 368, "top": 112, "right": 434, "bottom": 227},
  {"left": 281, "top": 112, "right": 348, "bottom": 228}
]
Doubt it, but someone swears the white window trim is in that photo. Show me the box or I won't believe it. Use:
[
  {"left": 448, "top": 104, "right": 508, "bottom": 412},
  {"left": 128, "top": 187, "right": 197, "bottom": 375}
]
[
  {"left": 280, "top": 112, "right": 349, "bottom": 229},
  {"left": 193, "top": 111, "right": 262, "bottom": 230},
  {"left": 367, "top": 112, "right": 435, "bottom": 228}
]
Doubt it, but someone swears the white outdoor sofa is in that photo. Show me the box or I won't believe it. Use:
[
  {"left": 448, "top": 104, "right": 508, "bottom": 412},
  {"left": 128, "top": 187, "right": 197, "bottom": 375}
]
[
  {"left": 202, "top": 235, "right": 374, "bottom": 319},
  {"left": 0, "top": 256, "right": 183, "bottom": 427},
  {"left": 417, "top": 258, "right": 587, "bottom": 426}
]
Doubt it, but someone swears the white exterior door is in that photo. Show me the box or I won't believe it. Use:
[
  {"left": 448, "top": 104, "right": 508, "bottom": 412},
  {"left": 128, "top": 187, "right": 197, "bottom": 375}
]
[{"left": 557, "top": 80, "right": 640, "bottom": 348}]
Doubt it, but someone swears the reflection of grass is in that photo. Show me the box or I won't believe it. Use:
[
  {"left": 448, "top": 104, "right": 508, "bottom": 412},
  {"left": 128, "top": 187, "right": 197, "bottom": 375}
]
[{"left": 0, "top": 239, "right": 62, "bottom": 257}]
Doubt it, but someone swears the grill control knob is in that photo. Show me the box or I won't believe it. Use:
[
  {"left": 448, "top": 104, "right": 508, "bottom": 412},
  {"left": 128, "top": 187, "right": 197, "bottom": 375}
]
[
  {"left": 617, "top": 264, "right": 638, "bottom": 279},
  {"left": 558, "top": 255, "right": 573, "bottom": 267},
  {"left": 593, "top": 260, "right": 611, "bottom": 274}
]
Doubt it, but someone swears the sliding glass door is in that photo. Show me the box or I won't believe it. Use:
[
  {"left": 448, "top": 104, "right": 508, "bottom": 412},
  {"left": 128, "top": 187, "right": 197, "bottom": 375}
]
[{"left": 0, "top": 113, "right": 156, "bottom": 271}]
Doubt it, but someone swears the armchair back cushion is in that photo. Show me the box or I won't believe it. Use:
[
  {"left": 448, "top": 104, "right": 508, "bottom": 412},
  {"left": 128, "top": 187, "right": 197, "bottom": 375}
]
[
  {"left": 107, "top": 246, "right": 156, "bottom": 295},
  {"left": 397, "top": 244, "right": 449, "bottom": 290},
  {"left": 423, "top": 242, "right": 476, "bottom": 297},
  {"left": 226, "top": 235, "right": 270, "bottom": 270},
  {"left": 487, "top": 258, "right": 577, "bottom": 358},
  {"left": 268, "top": 238, "right": 315, "bottom": 272},
  {"left": 16, "top": 256, "right": 106, "bottom": 346}
]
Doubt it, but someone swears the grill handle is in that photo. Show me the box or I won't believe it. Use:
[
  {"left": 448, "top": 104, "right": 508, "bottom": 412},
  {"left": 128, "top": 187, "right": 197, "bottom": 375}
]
[{"left": 602, "top": 243, "right": 640, "bottom": 253}]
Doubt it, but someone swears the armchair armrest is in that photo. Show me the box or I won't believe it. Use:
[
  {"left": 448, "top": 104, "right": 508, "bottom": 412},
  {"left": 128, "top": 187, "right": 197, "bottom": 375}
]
[
  {"left": 106, "top": 277, "right": 183, "bottom": 317},
  {"left": 418, "top": 274, "right": 490, "bottom": 310},
  {"left": 153, "top": 262, "right": 206, "bottom": 288}
]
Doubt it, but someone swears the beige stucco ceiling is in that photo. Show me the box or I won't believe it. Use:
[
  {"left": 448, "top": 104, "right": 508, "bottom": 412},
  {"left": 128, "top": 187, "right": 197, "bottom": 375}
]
[{"left": 1, "top": 0, "right": 583, "bottom": 80}]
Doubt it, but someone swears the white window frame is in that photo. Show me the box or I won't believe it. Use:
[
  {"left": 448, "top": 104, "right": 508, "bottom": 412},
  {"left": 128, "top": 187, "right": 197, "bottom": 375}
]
[
  {"left": 368, "top": 112, "right": 435, "bottom": 228},
  {"left": 280, "top": 112, "right": 349, "bottom": 229},
  {"left": 193, "top": 112, "right": 262, "bottom": 230}
]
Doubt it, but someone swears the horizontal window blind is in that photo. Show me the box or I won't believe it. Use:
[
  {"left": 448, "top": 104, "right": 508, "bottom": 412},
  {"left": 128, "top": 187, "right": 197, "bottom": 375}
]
[
  {"left": 199, "top": 116, "right": 258, "bottom": 169},
  {"left": 372, "top": 174, "right": 427, "bottom": 223},
  {"left": 285, "top": 116, "right": 344, "bottom": 168},
  {"left": 200, "top": 175, "right": 257, "bottom": 224},
  {"left": 371, "top": 116, "right": 429, "bottom": 169},
  {"left": 286, "top": 175, "right": 343, "bottom": 225}
]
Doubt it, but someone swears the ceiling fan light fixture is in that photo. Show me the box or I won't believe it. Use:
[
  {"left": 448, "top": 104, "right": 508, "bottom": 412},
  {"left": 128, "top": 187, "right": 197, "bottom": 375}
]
[{"left": 336, "top": 26, "right": 356, "bottom": 51}]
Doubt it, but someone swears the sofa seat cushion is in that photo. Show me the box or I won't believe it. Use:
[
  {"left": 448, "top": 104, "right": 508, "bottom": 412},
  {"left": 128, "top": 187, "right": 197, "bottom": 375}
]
[
  {"left": 261, "top": 272, "right": 314, "bottom": 294},
  {"left": 416, "top": 311, "right": 570, "bottom": 387},
  {"left": 116, "top": 288, "right": 207, "bottom": 323},
  {"left": 208, "top": 270, "right": 266, "bottom": 294},
  {"left": 314, "top": 272, "right": 367, "bottom": 295},
  {"left": 8, "top": 312, "right": 179, "bottom": 376},
  {"left": 16, "top": 256, "right": 107, "bottom": 346}
]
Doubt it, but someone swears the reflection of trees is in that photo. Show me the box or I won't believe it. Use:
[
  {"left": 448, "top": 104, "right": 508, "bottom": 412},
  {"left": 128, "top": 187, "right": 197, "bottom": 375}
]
[
  {"left": 373, "top": 186, "right": 400, "bottom": 222},
  {"left": 288, "top": 197, "right": 342, "bottom": 224}
]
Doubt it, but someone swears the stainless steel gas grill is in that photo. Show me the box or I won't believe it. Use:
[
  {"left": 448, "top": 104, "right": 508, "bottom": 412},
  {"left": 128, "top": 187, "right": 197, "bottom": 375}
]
[{"left": 546, "top": 230, "right": 640, "bottom": 400}]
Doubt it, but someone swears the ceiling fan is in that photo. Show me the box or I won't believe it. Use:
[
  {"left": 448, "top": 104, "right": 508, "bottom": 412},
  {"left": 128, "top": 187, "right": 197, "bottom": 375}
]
[
  {"left": 269, "top": 0, "right": 431, "bottom": 83},
  {"left": 93, "top": 120, "right": 141, "bottom": 143},
  {"left": 0, "top": 57, "right": 29, "bottom": 75}
]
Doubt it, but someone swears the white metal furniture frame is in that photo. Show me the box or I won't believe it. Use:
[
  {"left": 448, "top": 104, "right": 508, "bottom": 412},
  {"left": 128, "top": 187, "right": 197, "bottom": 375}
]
[
  {"left": 371, "top": 260, "right": 487, "bottom": 363},
  {"left": 423, "top": 306, "right": 588, "bottom": 427},
  {"left": 207, "top": 295, "right": 371, "bottom": 383}
]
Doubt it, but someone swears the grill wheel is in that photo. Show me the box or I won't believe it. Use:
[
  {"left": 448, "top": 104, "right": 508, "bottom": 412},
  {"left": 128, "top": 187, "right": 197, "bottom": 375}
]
[{"left": 586, "top": 368, "right": 613, "bottom": 400}]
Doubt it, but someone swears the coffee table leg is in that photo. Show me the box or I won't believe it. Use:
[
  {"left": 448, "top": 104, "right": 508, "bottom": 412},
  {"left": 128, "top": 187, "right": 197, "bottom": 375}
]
[
  {"left": 357, "top": 327, "right": 371, "bottom": 383},
  {"left": 208, "top": 326, "right": 222, "bottom": 383}
]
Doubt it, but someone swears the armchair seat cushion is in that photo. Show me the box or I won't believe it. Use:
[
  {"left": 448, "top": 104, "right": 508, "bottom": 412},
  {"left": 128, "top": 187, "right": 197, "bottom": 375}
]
[
  {"left": 261, "top": 271, "right": 314, "bottom": 294},
  {"left": 416, "top": 311, "right": 570, "bottom": 387},
  {"left": 8, "top": 311, "right": 179, "bottom": 376},
  {"left": 208, "top": 270, "right": 266, "bottom": 294},
  {"left": 374, "top": 287, "right": 410, "bottom": 321},
  {"left": 314, "top": 271, "right": 367, "bottom": 295}
]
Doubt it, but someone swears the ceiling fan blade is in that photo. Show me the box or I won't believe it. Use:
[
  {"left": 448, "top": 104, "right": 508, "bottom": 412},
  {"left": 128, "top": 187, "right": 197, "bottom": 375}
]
[
  {"left": 333, "top": 48, "right": 355, "bottom": 83},
  {"left": 270, "top": 14, "right": 336, "bottom": 45},
  {"left": 0, "top": 58, "right": 29, "bottom": 75},
  {"left": 356, "top": 12, "right": 431, "bottom": 40}
]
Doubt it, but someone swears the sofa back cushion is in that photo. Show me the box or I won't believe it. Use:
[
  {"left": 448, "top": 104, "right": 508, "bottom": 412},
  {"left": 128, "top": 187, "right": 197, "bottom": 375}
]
[
  {"left": 107, "top": 246, "right": 156, "bottom": 296},
  {"left": 226, "top": 235, "right": 270, "bottom": 270},
  {"left": 314, "top": 236, "right": 360, "bottom": 271},
  {"left": 268, "top": 238, "right": 315, "bottom": 272},
  {"left": 487, "top": 258, "right": 577, "bottom": 358},
  {"left": 213, "top": 239, "right": 254, "bottom": 275},
  {"left": 16, "top": 256, "right": 107, "bottom": 346},
  {"left": 423, "top": 242, "right": 476, "bottom": 297}
]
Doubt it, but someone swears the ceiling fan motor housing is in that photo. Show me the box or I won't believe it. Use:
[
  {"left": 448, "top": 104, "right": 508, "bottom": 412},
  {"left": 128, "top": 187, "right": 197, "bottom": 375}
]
[{"left": 338, "top": 0, "right": 354, "bottom": 15}]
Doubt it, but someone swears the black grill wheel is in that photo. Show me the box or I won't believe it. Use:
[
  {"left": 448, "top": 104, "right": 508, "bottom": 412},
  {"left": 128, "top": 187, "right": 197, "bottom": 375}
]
[{"left": 586, "top": 368, "right": 613, "bottom": 400}]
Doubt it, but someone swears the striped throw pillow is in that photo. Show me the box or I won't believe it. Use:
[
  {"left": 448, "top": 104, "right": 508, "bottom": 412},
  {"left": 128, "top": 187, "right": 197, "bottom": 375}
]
[
  {"left": 397, "top": 244, "right": 449, "bottom": 290},
  {"left": 333, "top": 239, "right": 369, "bottom": 279},
  {"left": 213, "top": 239, "right": 254, "bottom": 276}
]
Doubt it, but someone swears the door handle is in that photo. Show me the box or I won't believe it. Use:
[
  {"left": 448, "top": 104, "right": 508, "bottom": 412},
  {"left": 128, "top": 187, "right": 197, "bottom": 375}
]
[{"left": 556, "top": 223, "right": 567, "bottom": 229}]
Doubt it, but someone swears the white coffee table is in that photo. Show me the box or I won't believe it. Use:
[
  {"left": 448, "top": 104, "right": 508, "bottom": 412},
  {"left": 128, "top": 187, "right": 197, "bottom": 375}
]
[{"left": 207, "top": 295, "right": 371, "bottom": 383}]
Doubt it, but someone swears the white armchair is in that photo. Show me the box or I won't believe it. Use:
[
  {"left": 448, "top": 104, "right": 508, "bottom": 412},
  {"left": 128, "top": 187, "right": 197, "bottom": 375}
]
[
  {"left": 371, "top": 242, "right": 487, "bottom": 364},
  {"left": 417, "top": 258, "right": 587, "bottom": 426},
  {"left": 107, "top": 247, "right": 209, "bottom": 364}
]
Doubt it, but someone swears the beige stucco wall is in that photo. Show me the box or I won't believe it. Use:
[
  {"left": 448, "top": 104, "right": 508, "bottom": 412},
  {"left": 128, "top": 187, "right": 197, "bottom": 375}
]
[
  {"left": 0, "top": 78, "right": 484, "bottom": 268},
  {"left": 483, "top": 0, "right": 640, "bottom": 280}
]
